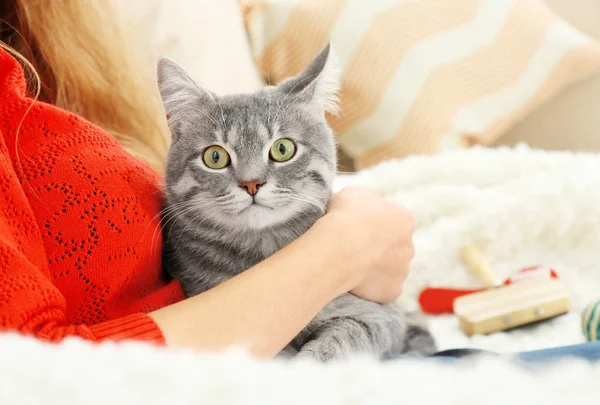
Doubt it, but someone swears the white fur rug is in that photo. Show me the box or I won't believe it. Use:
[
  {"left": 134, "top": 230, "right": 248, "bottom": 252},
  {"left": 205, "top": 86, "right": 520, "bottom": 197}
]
[
  {"left": 2, "top": 145, "right": 600, "bottom": 404},
  {"left": 335, "top": 144, "right": 600, "bottom": 353}
]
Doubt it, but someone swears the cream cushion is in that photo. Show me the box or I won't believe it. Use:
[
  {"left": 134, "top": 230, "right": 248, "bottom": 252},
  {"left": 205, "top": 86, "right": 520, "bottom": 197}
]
[
  {"left": 116, "top": 0, "right": 264, "bottom": 96},
  {"left": 497, "top": 0, "right": 600, "bottom": 152}
]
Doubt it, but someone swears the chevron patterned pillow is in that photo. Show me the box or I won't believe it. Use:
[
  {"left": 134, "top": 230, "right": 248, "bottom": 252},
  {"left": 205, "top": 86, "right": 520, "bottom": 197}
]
[{"left": 242, "top": 0, "right": 600, "bottom": 169}]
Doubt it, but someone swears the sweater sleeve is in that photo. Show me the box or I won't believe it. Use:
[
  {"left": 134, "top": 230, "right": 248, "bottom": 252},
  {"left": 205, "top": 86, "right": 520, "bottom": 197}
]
[{"left": 0, "top": 128, "right": 165, "bottom": 345}]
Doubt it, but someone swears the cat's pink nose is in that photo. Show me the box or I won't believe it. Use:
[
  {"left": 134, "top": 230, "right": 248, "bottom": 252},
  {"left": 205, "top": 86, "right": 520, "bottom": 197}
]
[{"left": 239, "top": 180, "right": 265, "bottom": 196}]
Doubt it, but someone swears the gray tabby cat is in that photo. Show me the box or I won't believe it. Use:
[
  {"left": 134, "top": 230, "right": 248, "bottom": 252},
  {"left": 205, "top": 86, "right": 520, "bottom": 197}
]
[{"left": 157, "top": 44, "right": 436, "bottom": 361}]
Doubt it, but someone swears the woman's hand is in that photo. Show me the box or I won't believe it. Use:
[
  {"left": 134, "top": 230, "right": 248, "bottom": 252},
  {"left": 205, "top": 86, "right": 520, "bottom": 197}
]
[{"left": 316, "top": 187, "right": 416, "bottom": 304}]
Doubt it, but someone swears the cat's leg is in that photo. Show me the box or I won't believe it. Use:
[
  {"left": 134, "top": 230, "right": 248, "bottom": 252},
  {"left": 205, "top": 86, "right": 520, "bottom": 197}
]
[
  {"left": 296, "top": 317, "right": 389, "bottom": 361},
  {"left": 403, "top": 312, "right": 438, "bottom": 356},
  {"left": 293, "top": 294, "right": 435, "bottom": 362}
]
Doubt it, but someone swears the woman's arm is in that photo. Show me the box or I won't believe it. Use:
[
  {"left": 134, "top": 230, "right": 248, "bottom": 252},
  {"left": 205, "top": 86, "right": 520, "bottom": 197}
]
[
  {"left": 150, "top": 217, "right": 353, "bottom": 357},
  {"left": 150, "top": 187, "right": 416, "bottom": 358}
]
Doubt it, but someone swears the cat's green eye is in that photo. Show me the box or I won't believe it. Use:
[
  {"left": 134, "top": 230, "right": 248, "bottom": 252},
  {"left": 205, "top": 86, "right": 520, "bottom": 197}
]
[
  {"left": 269, "top": 138, "right": 296, "bottom": 162},
  {"left": 203, "top": 145, "right": 230, "bottom": 169}
]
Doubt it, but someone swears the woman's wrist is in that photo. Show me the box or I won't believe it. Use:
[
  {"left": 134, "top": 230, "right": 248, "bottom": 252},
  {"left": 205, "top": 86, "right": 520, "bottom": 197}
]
[{"left": 300, "top": 213, "right": 362, "bottom": 295}]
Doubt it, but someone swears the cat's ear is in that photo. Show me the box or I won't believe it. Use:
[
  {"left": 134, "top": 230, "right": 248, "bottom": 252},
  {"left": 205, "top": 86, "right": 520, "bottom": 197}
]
[
  {"left": 277, "top": 43, "right": 341, "bottom": 115},
  {"left": 156, "top": 56, "right": 214, "bottom": 124}
]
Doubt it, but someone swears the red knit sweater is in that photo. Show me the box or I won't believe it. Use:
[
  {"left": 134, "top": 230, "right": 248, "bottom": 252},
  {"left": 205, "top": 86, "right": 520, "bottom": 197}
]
[{"left": 0, "top": 48, "right": 185, "bottom": 344}]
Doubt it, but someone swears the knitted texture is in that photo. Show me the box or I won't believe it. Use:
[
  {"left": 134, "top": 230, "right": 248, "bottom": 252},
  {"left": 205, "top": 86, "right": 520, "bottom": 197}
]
[{"left": 0, "top": 48, "right": 184, "bottom": 344}]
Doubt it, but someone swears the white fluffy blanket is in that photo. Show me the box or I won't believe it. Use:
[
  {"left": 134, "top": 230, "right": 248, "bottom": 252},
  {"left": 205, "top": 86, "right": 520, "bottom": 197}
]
[
  {"left": 335, "top": 144, "right": 600, "bottom": 353},
  {"left": 3, "top": 145, "right": 600, "bottom": 404}
]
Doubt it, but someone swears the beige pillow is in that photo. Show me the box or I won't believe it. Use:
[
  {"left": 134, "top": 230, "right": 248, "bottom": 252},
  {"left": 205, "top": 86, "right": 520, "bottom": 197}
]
[
  {"left": 496, "top": 0, "right": 600, "bottom": 153},
  {"left": 243, "top": 0, "right": 600, "bottom": 169}
]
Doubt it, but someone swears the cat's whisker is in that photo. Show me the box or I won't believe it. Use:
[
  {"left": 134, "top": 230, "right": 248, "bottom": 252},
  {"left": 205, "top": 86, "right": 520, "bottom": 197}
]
[
  {"left": 165, "top": 205, "right": 214, "bottom": 243},
  {"left": 151, "top": 196, "right": 216, "bottom": 244},
  {"left": 150, "top": 202, "right": 206, "bottom": 256},
  {"left": 284, "top": 198, "right": 326, "bottom": 218},
  {"left": 215, "top": 195, "right": 235, "bottom": 203},
  {"left": 285, "top": 191, "right": 327, "bottom": 213},
  {"left": 148, "top": 200, "right": 202, "bottom": 252},
  {"left": 155, "top": 200, "right": 205, "bottom": 225},
  {"left": 146, "top": 200, "right": 193, "bottom": 231},
  {"left": 174, "top": 205, "right": 224, "bottom": 245},
  {"left": 215, "top": 191, "right": 232, "bottom": 199}
]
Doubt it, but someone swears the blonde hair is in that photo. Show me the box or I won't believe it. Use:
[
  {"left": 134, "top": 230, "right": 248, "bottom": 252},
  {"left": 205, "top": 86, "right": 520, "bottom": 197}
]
[{"left": 1, "top": 0, "right": 170, "bottom": 172}]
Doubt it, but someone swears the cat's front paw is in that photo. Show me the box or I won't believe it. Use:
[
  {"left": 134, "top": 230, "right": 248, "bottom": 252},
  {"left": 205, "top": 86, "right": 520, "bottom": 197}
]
[
  {"left": 296, "top": 338, "right": 364, "bottom": 362},
  {"left": 296, "top": 341, "right": 342, "bottom": 362}
]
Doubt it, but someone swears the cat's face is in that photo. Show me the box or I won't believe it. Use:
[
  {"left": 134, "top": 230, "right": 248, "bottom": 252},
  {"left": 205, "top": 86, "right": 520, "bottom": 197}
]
[{"left": 157, "top": 44, "right": 340, "bottom": 230}]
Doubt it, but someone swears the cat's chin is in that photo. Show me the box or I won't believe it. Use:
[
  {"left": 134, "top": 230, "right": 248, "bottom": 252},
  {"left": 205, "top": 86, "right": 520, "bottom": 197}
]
[
  {"left": 214, "top": 199, "right": 323, "bottom": 232},
  {"left": 240, "top": 201, "right": 273, "bottom": 213},
  {"left": 237, "top": 203, "right": 284, "bottom": 230}
]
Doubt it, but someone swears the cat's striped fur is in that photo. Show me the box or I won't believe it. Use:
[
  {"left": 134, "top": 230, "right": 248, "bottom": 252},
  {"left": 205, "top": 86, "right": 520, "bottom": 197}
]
[{"left": 157, "top": 44, "right": 436, "bottom": 361}]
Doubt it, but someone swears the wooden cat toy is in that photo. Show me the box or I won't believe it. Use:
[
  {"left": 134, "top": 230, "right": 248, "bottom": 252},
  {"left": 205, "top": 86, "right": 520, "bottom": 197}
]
[{"left": 453, "top": 246, "right": 571, "bottom": 335}]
